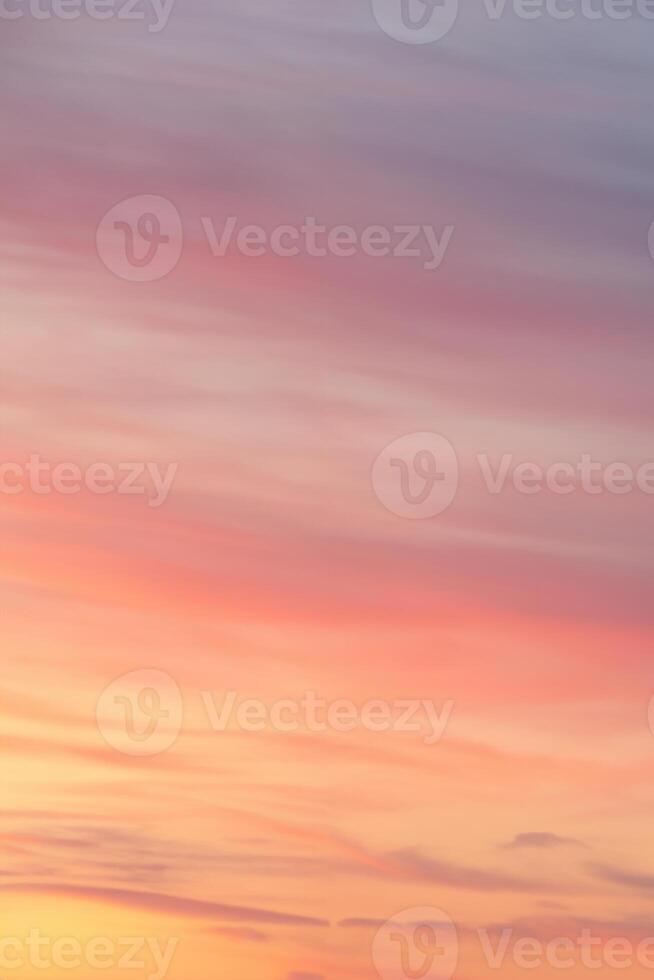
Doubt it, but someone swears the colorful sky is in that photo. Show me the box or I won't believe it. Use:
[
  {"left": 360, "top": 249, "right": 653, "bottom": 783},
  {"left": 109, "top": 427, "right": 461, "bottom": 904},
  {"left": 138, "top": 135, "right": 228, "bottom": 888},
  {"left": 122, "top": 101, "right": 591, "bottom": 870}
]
[{"left": 3, "top": 3, "right": 654, "bottom": 980}]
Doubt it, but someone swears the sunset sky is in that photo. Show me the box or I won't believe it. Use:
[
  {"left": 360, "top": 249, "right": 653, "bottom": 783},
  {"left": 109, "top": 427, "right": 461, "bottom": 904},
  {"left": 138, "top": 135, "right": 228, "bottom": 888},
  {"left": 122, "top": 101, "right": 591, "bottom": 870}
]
[{"left": 3, "top": 2, "right": 654, "bottom": 979}]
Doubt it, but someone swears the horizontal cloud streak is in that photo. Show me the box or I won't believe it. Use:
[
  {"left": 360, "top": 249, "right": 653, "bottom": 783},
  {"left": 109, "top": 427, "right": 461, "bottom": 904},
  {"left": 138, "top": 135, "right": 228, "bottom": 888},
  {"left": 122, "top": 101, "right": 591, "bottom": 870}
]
[{"left": 0, "top": 883, "right": 328, "bottom": 926}]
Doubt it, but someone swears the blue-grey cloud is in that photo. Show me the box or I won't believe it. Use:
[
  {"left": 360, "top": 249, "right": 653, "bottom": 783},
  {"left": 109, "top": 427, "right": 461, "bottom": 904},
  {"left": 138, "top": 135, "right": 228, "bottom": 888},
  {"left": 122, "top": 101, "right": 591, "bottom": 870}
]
[
  {"left": 589, "top": 863, "right": 654, "bottom": 892},
  {"left": 503, "top": 832, "right": 587, "bottom": 849}
]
